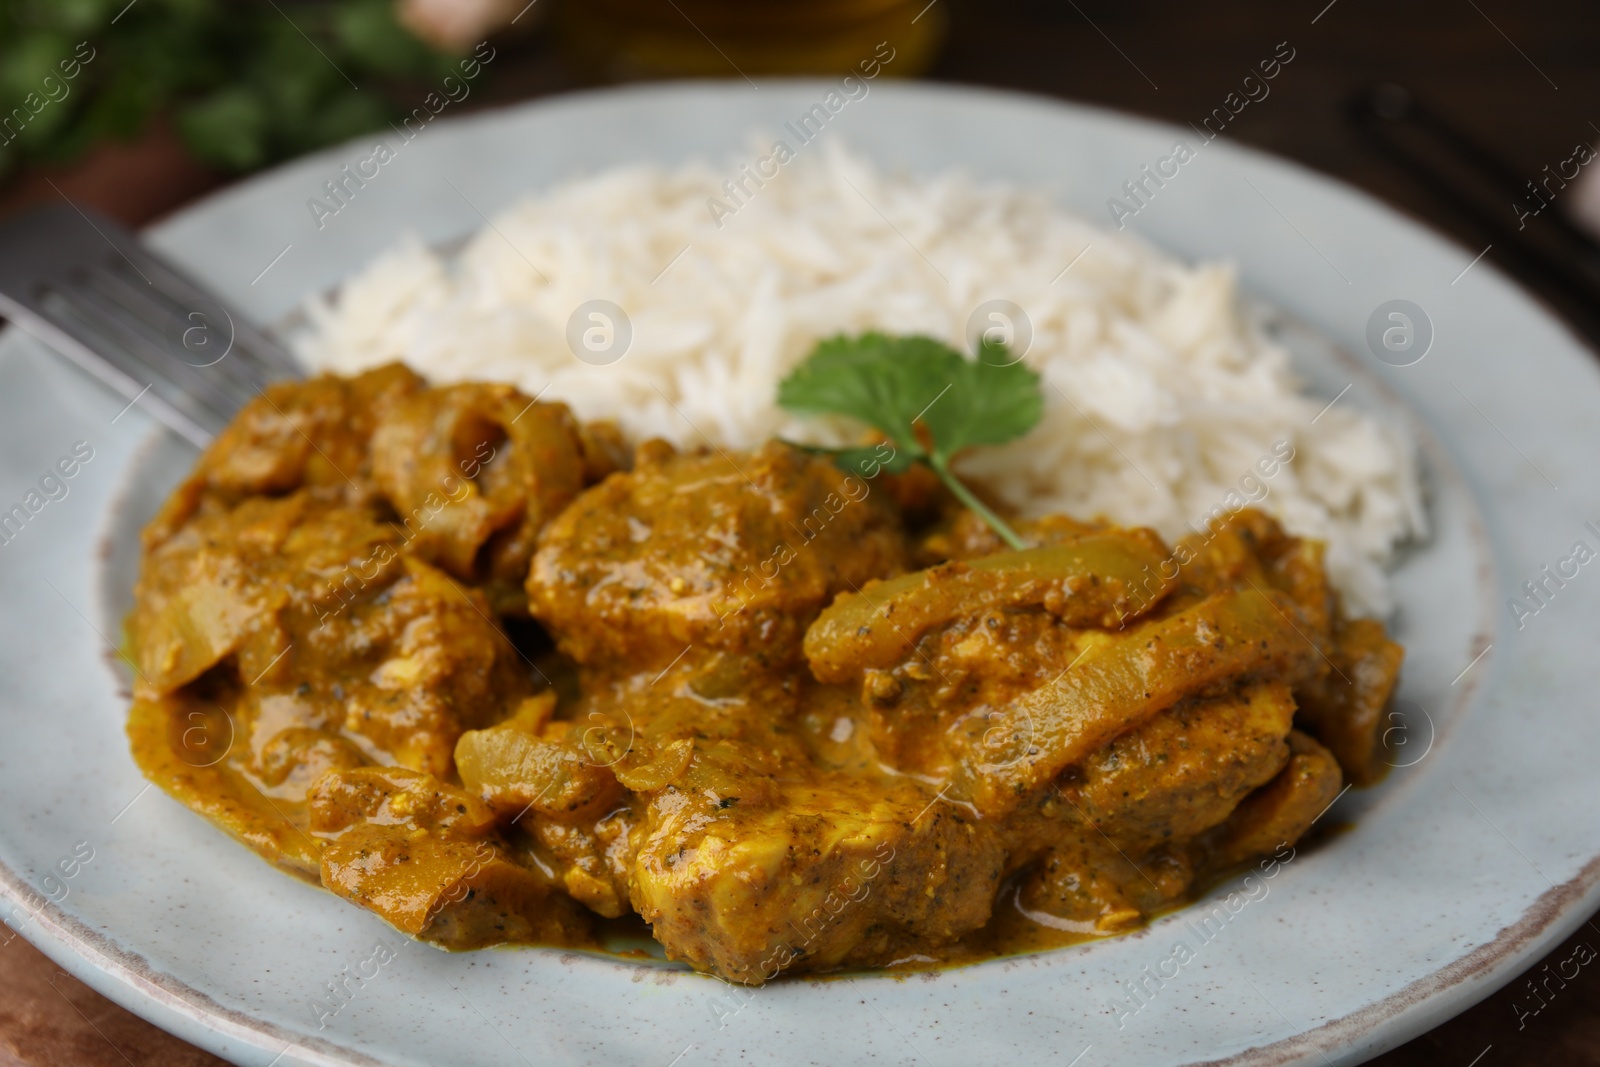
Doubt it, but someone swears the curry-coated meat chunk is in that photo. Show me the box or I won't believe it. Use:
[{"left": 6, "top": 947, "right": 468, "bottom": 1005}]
[
  {"left": 142, "top": 364, "right": 423, "bottom": 548},
  {"left": 528, "top": 440, "right": 909, "bottom": 670},
  {"left": 1195, "top": 730, "right": 1344, "bottom": 870},
  {"left": 629, "top": 771, "right": 1003, "bottom": 984},
  {"left": 308, "top": 766, "right": 591, "bottom": 948},
  {"left": 129, "top": 478, "right": 535, "bottom": 788},
  {"left": 1056, "top": 682, "right": 1297, "bottom": 855},
  {"left": 127, "top": 490, "right": 404, "bottom": 694},
  {"left": 370, "top": 383, "right": 589, "bottom": 613},
  {"left": 296, "top": 556, "right": 534, "bottom": 779},
  {"left": 1293, "top": 617, "right": 1404, "bottom": 786}
]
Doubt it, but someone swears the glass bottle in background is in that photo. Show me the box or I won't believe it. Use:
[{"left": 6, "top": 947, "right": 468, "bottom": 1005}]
[{"left": 557, "top": 0, "right": 946, "bottom": 80}]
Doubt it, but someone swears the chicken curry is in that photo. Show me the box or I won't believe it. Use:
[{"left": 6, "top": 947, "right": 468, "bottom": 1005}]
[{"left": 125, "top": 364, "right": 1402, "bottom": 984}]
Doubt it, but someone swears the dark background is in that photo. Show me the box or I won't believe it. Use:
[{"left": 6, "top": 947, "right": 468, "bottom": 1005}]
[{"left": 3, "top": 0, "right": 1598, "bottom": 1063}]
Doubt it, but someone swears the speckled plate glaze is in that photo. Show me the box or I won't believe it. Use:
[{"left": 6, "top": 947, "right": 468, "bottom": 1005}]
[{"left": 1, "top": 82, "right": 1594, "bottom": 1067}]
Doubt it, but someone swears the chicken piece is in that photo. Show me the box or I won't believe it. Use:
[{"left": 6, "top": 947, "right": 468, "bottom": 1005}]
[
  {"left": 528, "top": 441, "right": 909, "bottom": 670},
  {"left": 630, "top": 770, "right": 1003, "bottom": 984},
  {"left": 280, "top": 555, "right": 534, "bottom": 779},
  {"left": 848, "top": 601, "right": 1084, "bottom": 781},
  {"left": 522, "top": 652, "right": 818, "bottom": 919},
  {"left": 143, "top": 364, "right": 422, "bottom": 548},
  {"left": 1294, "top": 617, "right": 1404, "bottom": 786},
  {"left": 575, "top": 644, "right": 816, "bottom": 758},
  {"left": 995, "top": 684, "right": 1293, "bottom": 934},
  {"left": 128, "top": 486, "right": 535, "bottom": 785},
  {"left": 370, "top": 383, "right": 588, "bottom": 612},
  {"left": 525, "top": 801, "right": 639, "bottom": 918},
  {"left": 1056, "top": 682, "right": 1297, "bottom": 855},
  {"left": 461, "top": 632, "right": 831, "bottom": 924},
  {"left": 308, "top": 766, "right": 592, "bottom": 948},
  {"left": 1195, "top": 731, "right": 1344, "bottom": 871},
  {"left": 127, "top": 491, "right": 404, "bottom": 694}
]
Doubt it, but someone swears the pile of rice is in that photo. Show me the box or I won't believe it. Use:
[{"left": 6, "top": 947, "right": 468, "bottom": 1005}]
[{"left": 298, "top": 143, "right": 1425, "bottom": 616}]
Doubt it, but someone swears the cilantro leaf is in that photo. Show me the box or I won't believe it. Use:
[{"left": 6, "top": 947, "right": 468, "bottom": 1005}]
[
  {"left": 782, "top": 440, "right": 918, "bottom": 478},
  {"left": 829, "top": 443, "right": 918, "bottom": 477},
  {"left": 776, "top": 332, "right": 1044, "bottom": 549},
  {"left": 921, "top": 339, "right": 1044, "bottom": 455},
  {"left": 776, "top": 333, "right": 957, "bottom": 460}
]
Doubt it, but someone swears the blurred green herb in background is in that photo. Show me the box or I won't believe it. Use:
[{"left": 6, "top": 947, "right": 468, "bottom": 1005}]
[{"left": 0, "top": 0, "right": 468, "bottom": 180}]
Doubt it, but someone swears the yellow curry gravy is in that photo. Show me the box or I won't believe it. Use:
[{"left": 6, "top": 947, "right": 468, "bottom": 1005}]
[{"left": 125, "top": 365, "right": 1402, "bottom": 984}]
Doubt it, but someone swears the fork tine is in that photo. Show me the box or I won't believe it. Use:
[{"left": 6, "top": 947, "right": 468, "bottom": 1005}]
[
  {"left": 105, "top": 247, "right": 305, "bottom": 404},
  {"left": 0, "top": 203, "right": 303, "bottom": 445},
  {"left": 22, "top": 292, "right": 215, "bottom": 447},
  {"left": 78, "top": 266, "right": 264, "bottom": 413},
  {"left": 120, "top": 243, "right": 303, "bottom": 380},
  {"left": 45, "top": 281, "right": 252, "bottom": 418},
  {"left": 36, "top": 287, "right": 227, "bottom": 445}
]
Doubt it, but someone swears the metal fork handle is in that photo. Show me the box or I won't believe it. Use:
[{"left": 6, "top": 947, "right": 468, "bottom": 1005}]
[{"left": 0, "top": 203, "right": 304, "bottom": 447}]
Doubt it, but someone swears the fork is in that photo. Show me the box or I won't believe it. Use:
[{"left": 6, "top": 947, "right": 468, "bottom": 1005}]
[{"left": 0, "top": 203, "right": 303, "bottom": 448}]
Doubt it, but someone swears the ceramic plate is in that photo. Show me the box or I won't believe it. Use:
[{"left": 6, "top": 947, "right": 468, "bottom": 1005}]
[{"left": 2, "top": 82, "right": 1595, "bottom": 1067}]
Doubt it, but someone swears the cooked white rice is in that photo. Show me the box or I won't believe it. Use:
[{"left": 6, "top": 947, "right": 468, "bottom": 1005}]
[{"left": 297, "top": 143, "right": 1425, "bottom": 616}]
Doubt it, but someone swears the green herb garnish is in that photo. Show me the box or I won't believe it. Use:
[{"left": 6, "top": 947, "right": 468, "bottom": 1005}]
[
  {"left": 777, "top": 332, "right": 1043, "bottom": 550},
  {"left": 0, "top": 0, "right": 464, "bottom": 181}
]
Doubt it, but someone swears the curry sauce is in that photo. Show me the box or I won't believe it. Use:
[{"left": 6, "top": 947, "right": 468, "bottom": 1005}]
[{"left": 125, "top": 365, "right": 1402, "bottom": 984}]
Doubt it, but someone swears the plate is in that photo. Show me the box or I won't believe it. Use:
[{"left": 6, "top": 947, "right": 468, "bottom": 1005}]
[{"left": 1, "top": 81, "right": 1595, "bottom": 1067}]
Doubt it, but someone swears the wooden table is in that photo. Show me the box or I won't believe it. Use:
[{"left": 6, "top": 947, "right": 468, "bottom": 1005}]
[{"left": 4, "top": 0, "right": 1597, "bottom": 1062}]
